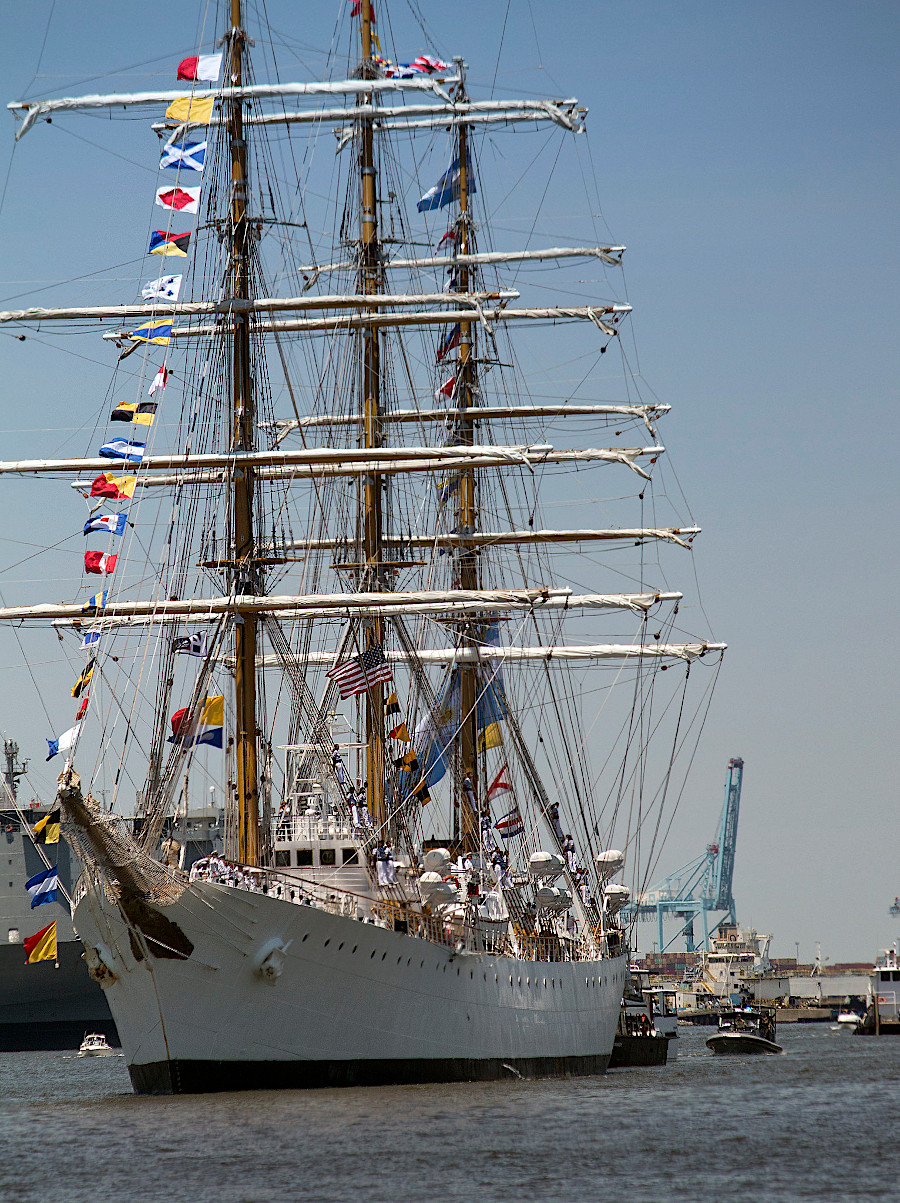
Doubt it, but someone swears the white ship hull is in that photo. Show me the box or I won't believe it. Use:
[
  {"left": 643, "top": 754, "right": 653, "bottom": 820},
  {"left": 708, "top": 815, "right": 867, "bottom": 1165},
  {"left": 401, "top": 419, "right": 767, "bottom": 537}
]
[{"left": 74, "top": 880, "right": 625, "bottom": 1094}]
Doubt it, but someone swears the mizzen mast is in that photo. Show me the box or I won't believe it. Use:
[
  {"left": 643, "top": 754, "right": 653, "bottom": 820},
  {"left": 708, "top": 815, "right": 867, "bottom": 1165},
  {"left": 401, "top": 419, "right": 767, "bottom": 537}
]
[
  {"left": 228, "top": 0, "right": 259, "bottom": 865},
  {"left": 359, "top": 0, "right": 386, "bottom": 826}
]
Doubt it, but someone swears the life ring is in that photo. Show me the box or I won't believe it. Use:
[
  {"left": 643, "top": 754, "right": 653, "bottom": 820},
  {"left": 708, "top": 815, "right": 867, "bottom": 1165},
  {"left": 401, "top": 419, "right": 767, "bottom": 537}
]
[
  {"left": 4, "top": 824, "right": 13, "bottom": 833},
  {"left": 443, "top": 875, "right": 460, "bottom": 888}
]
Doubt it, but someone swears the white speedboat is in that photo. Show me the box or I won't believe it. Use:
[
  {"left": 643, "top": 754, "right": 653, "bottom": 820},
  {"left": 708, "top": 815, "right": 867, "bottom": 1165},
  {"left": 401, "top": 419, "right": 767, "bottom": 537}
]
[{"left": 77, "top": 1032, "right": 118, "bottom": 1057}]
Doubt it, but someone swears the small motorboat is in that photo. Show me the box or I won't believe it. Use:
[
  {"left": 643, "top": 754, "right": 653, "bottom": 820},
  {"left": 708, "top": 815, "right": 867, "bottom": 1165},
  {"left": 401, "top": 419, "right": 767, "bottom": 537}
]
[
  {"left": 77, "top": 1032, "right": 118, "bottom": 1057},
  {"left": 706, "top": 1006, "right": 783, "bottom": 1055}
]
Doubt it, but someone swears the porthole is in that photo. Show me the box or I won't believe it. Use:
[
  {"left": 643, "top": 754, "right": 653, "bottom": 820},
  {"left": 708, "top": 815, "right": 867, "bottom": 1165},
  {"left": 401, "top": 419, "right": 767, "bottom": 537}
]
[
  {"left": 352, "top": 945, "right": 358, "bottom": 954},
  {"left": 407, "top": 958, "right": 412, "bottom": 966},
  {"left": 420, "top": 960, "right": 425, "bottom": 968},
  {"left": 302, "top": 933, "right": 309, "bottom": 942},
  {"left": 382, "top": 952, "right": 387, "bottom": 961},
  {"left": 338, "top": 943, "right": 344, "bottom": 951},
  {"left": 323, "top": 939, "right": 330, "bottom": 948},
  {"left": 397, "top": 956, "right": 402, "bottom": 964},
  {"left": 470, "top": 970, "right": 474, "bottom": 979},
  {"left": 457, "top": 967, "right": 460, "bottom": 975},
  {"left": 370, "top": 950, "right": 376, "bottom": 959},
  {"left": 526, "top": 977, "right": 530, "bottom": 986}
]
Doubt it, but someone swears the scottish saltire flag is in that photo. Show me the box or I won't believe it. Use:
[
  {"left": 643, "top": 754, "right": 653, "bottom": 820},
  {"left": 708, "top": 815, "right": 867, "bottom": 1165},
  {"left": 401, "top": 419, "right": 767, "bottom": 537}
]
[
  {"left": 436, "top": 324, "right": 461, "bottom": 360},
  {"left": 142, "top": 275, "right": 182, "bottom": 301},
  {"left": 148, "top": 365, "right": 169, "bottom": 395},
  {"left": 155, "top": 185, "right": 201, "bottom": 214},
  {"left": 177, "top": 54, "right": 222, "bottom": 82},
  {"left": 172, "top": 631, "right": 208, "bottom": 657},
  {"left": 24, "top": 922, "right": 57, "bottom": 965},
  {"left": 126, "top": 321, "right": 172, "bottom": 346},
  {"left": 82, "top": 591, "right": 108, "bottom": 611},
  {"left": 84, "top": 513, "right": 127, "bottom": 537},
  {"left": 149, "top": 230, "right": 191, "bottom": 257},
  {"left": 168, "top": 695, "right": 224, "bottom": 748},
  {"left": 494, "top": 806, "right": 524, "bottom": 839},
  {"left": 159, "top": 140, "right": 206, "bottom": 172},
  {"left": 26, "top": 866, "right": 59, "bottom": 908},
  {"left": 81, "top": 631, "right": 101, "bottom": 650},
  {"left": 99, "top": 439, "right": 145, "bottom": 463},
  {"left": 417, "top": 154, "right": 475, "bottom": 212}
]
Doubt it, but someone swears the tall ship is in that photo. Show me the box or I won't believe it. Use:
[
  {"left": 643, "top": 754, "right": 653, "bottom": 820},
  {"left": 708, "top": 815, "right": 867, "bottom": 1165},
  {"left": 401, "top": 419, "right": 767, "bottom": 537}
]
[{"left": 1, "top": 0, "right": 724, "bottom": 1093}]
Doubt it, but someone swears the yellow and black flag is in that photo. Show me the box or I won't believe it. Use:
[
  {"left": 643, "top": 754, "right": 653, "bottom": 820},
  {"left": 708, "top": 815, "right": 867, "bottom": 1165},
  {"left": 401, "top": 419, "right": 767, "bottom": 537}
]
[
  {"left": 32, "top": 807, "right": 60, "bottom": 846},
  {"left": 110, "top": 400, "right": 157, "bottom": 426},
  {"left": 71, "top": 657, "right": 95, "bottom": 699},
  {"left": 384, "top": 692, "right": 402, "bottom": 717}
]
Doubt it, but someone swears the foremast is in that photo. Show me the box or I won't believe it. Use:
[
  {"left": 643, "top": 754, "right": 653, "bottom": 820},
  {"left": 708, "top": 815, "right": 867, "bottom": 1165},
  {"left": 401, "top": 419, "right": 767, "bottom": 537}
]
[
  {"left": 359, "top": 0, "right": 386, "bottom": 827},
  {"left": 228, "top": 0, "right": 260, "bottom": 865}
]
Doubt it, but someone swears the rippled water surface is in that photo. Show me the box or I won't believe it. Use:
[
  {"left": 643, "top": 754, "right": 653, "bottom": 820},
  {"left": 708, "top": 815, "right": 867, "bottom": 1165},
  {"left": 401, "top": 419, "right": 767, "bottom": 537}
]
[{"left": 1, "top": 1025, "right": 898, "bottom": 1202}]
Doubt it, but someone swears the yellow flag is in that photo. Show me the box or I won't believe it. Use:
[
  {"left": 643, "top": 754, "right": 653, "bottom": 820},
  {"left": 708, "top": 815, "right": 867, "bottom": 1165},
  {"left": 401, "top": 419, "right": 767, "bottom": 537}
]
[
  {"left": 478, "top": 721, "right": 504, "bottom": 753},
  {"left": 24, "top": 921, "right": 57, "bottom": 964},
  {"left": 165, "top": 96, "right": 215, "bottom": 124}
]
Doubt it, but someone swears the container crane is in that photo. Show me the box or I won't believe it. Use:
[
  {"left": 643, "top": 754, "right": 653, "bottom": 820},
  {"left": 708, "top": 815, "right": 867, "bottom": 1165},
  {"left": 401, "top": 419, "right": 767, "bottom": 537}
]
[{"left": 628, "top": 757, "right": 744, "bottom": 954}]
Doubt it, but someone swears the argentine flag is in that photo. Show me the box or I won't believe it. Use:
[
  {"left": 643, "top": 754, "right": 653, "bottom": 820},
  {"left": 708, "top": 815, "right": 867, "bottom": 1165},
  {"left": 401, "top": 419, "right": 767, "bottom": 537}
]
[
  {"left": 98, "top": 439, "right": 145, "bottom": 464},
  {"left": 25, "top": 865, "right": 59, "bottom": 909}
]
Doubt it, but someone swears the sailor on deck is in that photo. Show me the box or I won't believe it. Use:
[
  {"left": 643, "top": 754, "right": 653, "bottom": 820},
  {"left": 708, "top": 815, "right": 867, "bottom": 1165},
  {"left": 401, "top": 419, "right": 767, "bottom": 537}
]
[{"left": 375, "top": 843, "right": 396, "bottom": 886}]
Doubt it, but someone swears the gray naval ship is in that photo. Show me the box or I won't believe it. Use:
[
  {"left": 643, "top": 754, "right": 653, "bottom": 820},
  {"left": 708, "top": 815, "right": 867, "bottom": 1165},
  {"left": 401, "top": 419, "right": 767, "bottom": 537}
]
[{"left": 0, "top": 739, "right": 222, "bottom": 1050}]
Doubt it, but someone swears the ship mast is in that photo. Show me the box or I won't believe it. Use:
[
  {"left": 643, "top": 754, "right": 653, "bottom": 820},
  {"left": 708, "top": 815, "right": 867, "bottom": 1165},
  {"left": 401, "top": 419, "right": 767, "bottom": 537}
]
[
  {"left": 454, "top": 68, "right": 480, "bottom": 851},
  {"left": 359, "top": 0, "right": 386, "bottom": 826},
  {"left": 228, "top": 0, "right": 260, "bottom": 865}
]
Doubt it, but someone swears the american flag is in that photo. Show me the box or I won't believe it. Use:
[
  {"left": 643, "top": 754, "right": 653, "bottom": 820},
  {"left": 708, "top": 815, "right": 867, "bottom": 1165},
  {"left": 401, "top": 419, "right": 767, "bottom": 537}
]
[{"left": 326, "top": 645, "right": 393, "bottom": 699}]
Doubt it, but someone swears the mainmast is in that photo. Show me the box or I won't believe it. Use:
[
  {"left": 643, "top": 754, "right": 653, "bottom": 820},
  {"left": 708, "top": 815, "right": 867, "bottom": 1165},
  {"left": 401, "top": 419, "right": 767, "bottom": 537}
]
[
  {"left": 228, "top": 0, "right": 259, "bottom": 865},
  {"left": 359, "top": 0, "right": 386, "bottom": 826},
  {"left": 454, "top": 66, "right": 480, "bottom": 851}
]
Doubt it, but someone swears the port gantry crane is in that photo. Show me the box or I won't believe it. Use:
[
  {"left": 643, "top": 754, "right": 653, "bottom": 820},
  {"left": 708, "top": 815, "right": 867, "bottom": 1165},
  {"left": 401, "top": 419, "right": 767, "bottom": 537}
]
[{"left": 627, "top": 757, "right": 744, "bottom": 954}]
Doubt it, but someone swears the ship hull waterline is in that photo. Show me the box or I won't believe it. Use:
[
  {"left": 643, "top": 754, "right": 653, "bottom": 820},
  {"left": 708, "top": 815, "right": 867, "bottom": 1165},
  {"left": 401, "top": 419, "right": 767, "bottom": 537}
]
[{"left": 73, "top": 879, "right": 626, "bottom": 1095}]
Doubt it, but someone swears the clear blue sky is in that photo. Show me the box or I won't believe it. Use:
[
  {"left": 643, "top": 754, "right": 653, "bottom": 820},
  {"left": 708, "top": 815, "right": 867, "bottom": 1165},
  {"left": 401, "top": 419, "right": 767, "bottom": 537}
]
[{"left": 0, "top": 1, "right": 896, "bottom": 963}]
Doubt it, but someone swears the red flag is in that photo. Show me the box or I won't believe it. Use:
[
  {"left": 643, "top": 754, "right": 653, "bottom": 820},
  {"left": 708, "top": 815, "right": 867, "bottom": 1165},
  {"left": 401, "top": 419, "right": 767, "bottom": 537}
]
[
  {"left": 435, "top": 376, "right": 456, "bottom": 400},
  {"left": 84, "top": 551, "right": 117, "bottom": 576},
  {"left": 89, "top": 474, "right": 135, "bottom": 500},
  {"left": 486, "top": 763, "right": 513, "bottom": 801},
  {"left": 176, "top": 54, "right": 222, "bottom": 82},
  {"left": 75, "top": 696, "right": 89, "bottom": 720}
]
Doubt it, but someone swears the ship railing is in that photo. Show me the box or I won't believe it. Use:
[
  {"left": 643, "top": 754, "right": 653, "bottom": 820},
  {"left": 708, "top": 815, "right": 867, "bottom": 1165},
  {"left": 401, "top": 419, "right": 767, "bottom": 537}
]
[{"left": 274, "top": 815, "right": 354, "bottom": 843}]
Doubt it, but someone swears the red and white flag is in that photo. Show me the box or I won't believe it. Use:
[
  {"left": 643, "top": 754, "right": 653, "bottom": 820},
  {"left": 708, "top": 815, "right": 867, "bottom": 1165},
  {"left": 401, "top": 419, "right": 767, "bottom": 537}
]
[
  {"left": 326, "top": 645, "right": 393, "bottom": 700},
  {"left": 84, "top": 551, "right": 117, "bottom": 576},
  {"left": 148, "top": 365, "right": 169, "bottom": 396},
  {"left": 177, "top": 53, "right": 223, "bottom": 82},
  {"left": 155, "top": 186, "right": 201, "bottom": 215},
  {"left": 436, "top": 230, "right": 456, "bottom": 251},
  {"left": 486, "top": 763, "right": 513, "bottom": 801},
  {"left": 435, "top": 375, "right": 456, "bottom": 401}
]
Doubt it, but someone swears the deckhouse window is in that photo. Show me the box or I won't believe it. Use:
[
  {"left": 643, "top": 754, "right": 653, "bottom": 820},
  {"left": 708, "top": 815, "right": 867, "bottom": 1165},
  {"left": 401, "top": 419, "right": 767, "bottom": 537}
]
[
  {"left": 295, "top": 849, "right": 313, "bottom": 867},
  {"left": 320, "top": 848, "right": 337, "bottom": 867}
]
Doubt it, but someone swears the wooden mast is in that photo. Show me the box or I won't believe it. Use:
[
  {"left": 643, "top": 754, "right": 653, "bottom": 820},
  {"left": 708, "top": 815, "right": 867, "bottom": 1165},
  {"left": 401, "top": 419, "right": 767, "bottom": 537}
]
[
  {"left": 228, "top": 0, "right": 260, "bottom": 865},
  {"left": 359, "top": 0, "right": 386, "bottom": 826},
  {"left": 454, "top": 65, "right": 480, "bottom": 851}
]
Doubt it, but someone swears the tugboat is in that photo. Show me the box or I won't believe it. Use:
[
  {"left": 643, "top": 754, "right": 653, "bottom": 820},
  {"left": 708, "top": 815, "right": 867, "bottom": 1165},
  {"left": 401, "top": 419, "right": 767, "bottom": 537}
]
[{"left": 706, "top": 1005, "right": 782, "bottom": 1055}]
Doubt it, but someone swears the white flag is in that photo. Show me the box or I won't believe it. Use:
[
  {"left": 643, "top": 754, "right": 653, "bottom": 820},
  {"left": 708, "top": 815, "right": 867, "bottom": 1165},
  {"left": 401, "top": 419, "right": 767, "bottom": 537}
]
[
  {"left": 148, "top": 365, "right": 169, "bottom": 395},
  {"left": 142, "top": 275, "right": 182, "bottom": 302}
]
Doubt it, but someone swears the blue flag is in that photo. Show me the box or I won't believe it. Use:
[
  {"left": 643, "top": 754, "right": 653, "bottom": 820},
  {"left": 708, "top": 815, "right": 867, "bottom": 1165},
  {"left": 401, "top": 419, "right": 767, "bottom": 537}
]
[
  {"left": 82, "top": 590, "right": 109, "bottom": 611},
  {"left": 98, "top": 439, "right": 145, "bottom": 464},
  {"left": 25, "top": 866, "right": 59, "bottom": 908},
  {"left": 417, "top": 153, "right": 476, "bottom": 212},
  {"left": 83, "top": 513, "right": 127, "bottom": 537},
  {"left": 159, "top": 139, "right": 207, "bottom": 172}
]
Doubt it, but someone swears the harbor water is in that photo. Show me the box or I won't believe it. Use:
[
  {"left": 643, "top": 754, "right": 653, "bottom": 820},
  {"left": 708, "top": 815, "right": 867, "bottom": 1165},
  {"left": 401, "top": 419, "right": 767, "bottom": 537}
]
[{"left": 1, "top": 1025, "right": 897, "bottom": 1202}]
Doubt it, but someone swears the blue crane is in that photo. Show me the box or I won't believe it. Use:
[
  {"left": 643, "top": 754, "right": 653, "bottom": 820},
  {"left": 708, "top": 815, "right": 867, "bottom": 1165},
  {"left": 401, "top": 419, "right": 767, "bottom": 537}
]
[{"left": 627, "top": 757, "right": 744, "bottom": 954}]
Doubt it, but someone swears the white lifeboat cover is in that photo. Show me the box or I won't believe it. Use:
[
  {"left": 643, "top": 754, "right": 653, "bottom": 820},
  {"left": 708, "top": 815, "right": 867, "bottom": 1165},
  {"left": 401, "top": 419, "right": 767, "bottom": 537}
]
[
  {"left": 528, "top": 850, "right": 565, "bottom": 878},
  {"left": 595, "top": 849, "right": 625, "bottom": 881},
  {"left": 535, "top": 885, "right": 561, "bottom": 908},
  {"left": 477, "top": 891, "right": 509, "bottom": 923},
  {"left": 604, "top": 882, "right": 630, "bottom": 912},
  {"left": 423, "top": 847, "right": 451, "bottom": 873}
]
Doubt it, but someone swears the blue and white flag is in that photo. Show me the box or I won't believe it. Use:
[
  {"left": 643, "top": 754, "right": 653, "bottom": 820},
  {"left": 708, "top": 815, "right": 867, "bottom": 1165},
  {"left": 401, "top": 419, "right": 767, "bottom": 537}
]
[
  {"left": 99, "top": 439, "right": 145, "bottom": 464},
  {"left": 25, "top": 866, "right": 59, "bottom": 909},
  {"left": 81, "top": 631, "right": 102, "bottom": 650},
  {"left": 417, "top": 153, "right": 475, "bottom": 212},
  {"left": 83, "top": 590, "right": 108, "bottom": 611},
  {"left": 159, "top": 139, "right": 207, "bottom": 173},
  {"left": 141, "top": 275, "right": 182, "bottom": 302},
  {"left": 45, "top": 723, "right": 80, "bottom": 762},
  {"left": 83, "top": 513, "right": 127, "bottom": 537}
]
